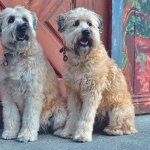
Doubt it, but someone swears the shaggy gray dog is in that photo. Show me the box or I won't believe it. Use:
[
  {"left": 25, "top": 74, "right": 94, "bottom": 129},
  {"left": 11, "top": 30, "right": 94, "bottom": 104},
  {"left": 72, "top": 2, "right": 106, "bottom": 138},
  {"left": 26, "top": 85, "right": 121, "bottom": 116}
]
[{"left": 0, "top": 6, "right": 67, "bottom": 142}]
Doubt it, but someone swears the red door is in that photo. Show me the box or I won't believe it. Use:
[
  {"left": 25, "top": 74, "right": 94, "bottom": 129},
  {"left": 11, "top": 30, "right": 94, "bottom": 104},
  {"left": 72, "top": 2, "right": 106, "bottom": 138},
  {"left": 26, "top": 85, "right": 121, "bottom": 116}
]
[
  {"left": 0, "top": 0, "right": 111, "bottom": 127},
  {"left": 0, "top": 0, "right": 111, "bottom": 94}
]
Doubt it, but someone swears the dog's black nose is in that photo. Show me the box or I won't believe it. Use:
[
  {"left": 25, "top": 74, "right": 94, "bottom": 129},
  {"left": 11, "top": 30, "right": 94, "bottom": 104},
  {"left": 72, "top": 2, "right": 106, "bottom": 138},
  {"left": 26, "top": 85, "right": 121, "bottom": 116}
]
[
  {"left": 82, "top": 29, "right": 90, "bottom": 37},
  {"left": 17, "top": 23, "right": 28, "bottom": 33}
]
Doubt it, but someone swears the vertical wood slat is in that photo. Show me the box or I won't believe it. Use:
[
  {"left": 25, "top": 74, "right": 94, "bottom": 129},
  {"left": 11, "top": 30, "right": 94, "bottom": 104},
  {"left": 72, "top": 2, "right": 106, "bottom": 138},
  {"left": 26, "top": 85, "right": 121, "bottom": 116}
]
[
  {"left": 111, "top": 0, "right": 123, "bottom": 69},
  {"left": 70, "top": 0, "right": 74, "bottom": 9}
]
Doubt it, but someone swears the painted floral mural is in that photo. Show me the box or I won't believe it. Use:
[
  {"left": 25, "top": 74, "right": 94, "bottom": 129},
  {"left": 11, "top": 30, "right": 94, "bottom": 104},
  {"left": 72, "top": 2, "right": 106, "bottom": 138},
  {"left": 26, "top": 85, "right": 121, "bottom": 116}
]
[
  {"left": 124, "top": 0, "right": 150, "bottom": 94},
  {"left": 126, "top": 0, "right": 150, "bottom": 38}
]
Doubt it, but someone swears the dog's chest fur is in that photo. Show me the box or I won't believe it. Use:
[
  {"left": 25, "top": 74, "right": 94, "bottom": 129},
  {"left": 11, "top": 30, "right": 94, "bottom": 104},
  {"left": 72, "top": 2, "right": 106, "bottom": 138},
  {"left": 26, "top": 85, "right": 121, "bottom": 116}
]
[
  {"left": 3, "top": 54, "right": 31, "bottom": 99},
  {"left": 64, "top": 64, "right": 83, "bottom": 91},
  {"left": 64, "top": 60, "right": 102, "bottom": 93},
  {"left": 5, "top": 54, "right": 27, "bottom": 77}
]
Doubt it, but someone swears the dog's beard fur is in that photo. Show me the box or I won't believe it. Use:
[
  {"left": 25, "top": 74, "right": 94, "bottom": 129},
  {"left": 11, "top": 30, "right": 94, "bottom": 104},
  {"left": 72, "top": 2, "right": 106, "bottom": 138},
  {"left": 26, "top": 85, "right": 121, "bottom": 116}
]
[
  {"left": 0, "top": 6, "right": 37, "bottom": 54},
  {"left": 57, "top": 7, "right": 102, "bottom": 58},
  {"left": 2, "top": 25, "right": 34, "bottom": 53},
  {"left": 72, "top": 34, "right": 94, "bottom": 56},
  {"left": 64, "top": 27, "right": 100, "bottom": 57}
]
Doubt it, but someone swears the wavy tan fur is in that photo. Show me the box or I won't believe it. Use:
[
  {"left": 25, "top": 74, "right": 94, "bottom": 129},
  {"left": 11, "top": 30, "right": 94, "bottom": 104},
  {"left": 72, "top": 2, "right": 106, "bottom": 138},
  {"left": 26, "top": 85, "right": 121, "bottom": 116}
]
[{"left": 55, "top": 7, "right": 137, "bottom": 142}]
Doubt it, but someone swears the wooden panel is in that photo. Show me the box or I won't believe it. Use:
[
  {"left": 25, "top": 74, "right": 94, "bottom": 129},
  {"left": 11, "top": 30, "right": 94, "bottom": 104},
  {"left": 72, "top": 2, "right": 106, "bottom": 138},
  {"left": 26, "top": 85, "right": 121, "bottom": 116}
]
[
  {"left": 0, "top": 0, "right": 113, "bottom": 127},
  {"left": 0, "top": 0, "right": 24, "bottom": 7},
  {"left": 30, "top": 0, "right": 70, "bottom": 77},
  {"left": 134, "top": 37, "right": 150, "bottom": 94},
  {"left": 112, "top": 0, "right": 123, "bottom": 69},
  {"left": 0, "top": 0, "right": 112, "bottom": 90}
]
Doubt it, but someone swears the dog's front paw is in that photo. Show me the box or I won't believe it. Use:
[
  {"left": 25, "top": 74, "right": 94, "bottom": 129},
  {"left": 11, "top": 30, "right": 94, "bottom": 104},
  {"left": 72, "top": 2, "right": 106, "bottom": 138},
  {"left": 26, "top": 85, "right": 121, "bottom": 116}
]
[
  {"left": 54, "top": 128, "right": 73, "bottom": 139},
  {"left": 2, "top": 130, "right": 18, "bottom": 140},
  {"left": 73, "top": 131, "right": 92, "bottom": 142},
  {"left": 17, "top": 129, "right": 38, "bottom": 142}
]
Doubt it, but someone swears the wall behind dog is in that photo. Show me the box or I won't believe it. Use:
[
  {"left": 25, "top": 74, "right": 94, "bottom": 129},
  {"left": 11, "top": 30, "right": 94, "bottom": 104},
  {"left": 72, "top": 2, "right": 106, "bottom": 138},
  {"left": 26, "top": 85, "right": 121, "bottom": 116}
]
[
  {"left": 0, "top": 0, "right": 112, "bottom": 127},
  {"left": 0, "top": 0, "right": 112, "bottom": 94},
  {"left": 0, "top": 0, "right": 112, "bottom": 74}
]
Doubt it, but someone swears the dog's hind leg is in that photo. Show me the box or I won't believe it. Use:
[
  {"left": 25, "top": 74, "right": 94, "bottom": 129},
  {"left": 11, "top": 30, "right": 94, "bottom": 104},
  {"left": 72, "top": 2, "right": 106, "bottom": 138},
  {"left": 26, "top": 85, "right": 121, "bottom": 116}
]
[{"left": 104, "top": 103, "right": 137, "bottom": 135}]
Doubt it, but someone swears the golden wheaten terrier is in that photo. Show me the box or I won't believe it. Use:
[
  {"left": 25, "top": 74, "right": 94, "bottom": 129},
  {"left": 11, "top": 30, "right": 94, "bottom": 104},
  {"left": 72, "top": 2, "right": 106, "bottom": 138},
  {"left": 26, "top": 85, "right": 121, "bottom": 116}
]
[
  {"left": 55, "top": 7, "right": 137, "bottom": 142},
  {"left": 0, "top": 6, "right": 67, "bottom": 142}
]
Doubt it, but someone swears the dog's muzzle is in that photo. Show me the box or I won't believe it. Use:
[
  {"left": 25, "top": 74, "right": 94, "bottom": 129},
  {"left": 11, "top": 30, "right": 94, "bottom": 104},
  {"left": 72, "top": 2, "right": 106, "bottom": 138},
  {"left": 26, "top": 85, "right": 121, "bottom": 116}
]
[
  {"left": 16, "top": 23, "right": 29, "bottom": 41},
  {"left": 77, "top": 29, "right": 92, "bottom": 47}
]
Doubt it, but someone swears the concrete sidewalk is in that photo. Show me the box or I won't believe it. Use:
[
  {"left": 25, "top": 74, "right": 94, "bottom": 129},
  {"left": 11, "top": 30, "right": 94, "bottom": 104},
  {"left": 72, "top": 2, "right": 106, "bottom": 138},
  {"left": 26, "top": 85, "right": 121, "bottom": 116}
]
[{"left": 0, "top": 115, "right": 150, "bottom": 150}]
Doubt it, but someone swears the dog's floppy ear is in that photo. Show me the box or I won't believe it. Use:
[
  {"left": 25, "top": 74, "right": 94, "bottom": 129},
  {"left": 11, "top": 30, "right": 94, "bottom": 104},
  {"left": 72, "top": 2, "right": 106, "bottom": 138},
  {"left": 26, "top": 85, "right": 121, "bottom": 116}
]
[
  {"left": 98, "top": 16, "right": 103, "bottom": 33},
  {"left": 31, "top": 12, "right": 38, "bottom": 30},
  {"left": 56, "top": 14, "right": 67, "bottom": 32}
]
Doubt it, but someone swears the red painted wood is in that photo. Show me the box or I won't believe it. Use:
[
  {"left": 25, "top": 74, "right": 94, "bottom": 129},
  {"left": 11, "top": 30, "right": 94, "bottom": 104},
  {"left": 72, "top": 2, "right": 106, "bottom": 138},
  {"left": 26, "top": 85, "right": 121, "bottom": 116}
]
[
  {"left": 123, "top": 35, "right": 135, "bottom": 93},
  {"left": 0, "top": 0, "right": 112, "bottom": 95}
]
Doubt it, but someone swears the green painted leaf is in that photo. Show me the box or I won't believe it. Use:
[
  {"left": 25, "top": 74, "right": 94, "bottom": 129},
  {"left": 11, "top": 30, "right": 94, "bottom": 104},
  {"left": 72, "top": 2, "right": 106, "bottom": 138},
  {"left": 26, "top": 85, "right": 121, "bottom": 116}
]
[
  {"left": 136, "top": 54, "right": 147, "bottom": 63},
  {"left": 126, "top": 0, "right": 150, "bottom": 39},
  {"left": 122, "top": 53, "right": 127, "bottom": 70}
]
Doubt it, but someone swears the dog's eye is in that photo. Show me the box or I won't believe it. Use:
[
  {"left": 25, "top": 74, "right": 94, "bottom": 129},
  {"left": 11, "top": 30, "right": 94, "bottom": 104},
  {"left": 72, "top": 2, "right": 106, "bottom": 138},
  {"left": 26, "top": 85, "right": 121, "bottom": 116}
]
[
  {"left": 8, "top": 16, "right": 15, "bottom": 24},
  {"left": 22, "top": 17, "right": 28, "bottom": 23},
  {"left": 73, "top": 20, "right": 80, "bottom": 27},
  {"left": 87, "top": 21, "right": 92, "bottom": 26}
]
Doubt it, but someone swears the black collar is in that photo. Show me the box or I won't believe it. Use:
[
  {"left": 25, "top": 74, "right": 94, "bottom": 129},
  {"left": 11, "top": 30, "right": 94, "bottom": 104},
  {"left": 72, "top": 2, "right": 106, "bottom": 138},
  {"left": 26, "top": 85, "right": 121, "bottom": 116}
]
[
  {"left": 59, "top": 46, "right": 73, "bottom": 62},
  {"left": 4, "top": 53, "right": 14, "bottom": 61},
  {"left": 2, "top": 53, "right": 14, "bottom": 66}
]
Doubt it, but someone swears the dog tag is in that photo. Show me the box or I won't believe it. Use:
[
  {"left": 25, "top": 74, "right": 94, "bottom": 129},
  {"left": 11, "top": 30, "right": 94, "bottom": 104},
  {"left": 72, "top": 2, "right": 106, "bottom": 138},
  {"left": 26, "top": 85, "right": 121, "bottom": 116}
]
[
  {"left": 63, "top": 55, "right": 68, "bottom": 61},
  {"left": 3, "top": 60, "right": 8, "bottom": 66}
]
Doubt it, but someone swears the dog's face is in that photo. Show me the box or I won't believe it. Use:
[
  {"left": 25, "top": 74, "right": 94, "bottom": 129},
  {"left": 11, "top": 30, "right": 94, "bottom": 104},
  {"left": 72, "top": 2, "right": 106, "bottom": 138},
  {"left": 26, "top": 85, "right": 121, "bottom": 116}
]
[
  {"left": 0, "top": 6, "right": 37, "bottom": 53},
  {"left": 57, "top": 8, "right": 103, "bottom": 56}
]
